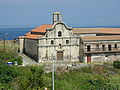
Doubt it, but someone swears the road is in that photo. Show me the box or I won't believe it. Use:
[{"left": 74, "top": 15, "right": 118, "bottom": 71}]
[{"left": 19, "top": 53, "right": 38, "bottom": 66}]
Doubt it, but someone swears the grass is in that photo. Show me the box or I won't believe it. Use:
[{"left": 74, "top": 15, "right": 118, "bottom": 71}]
[
  {"left": 0, "top": 40, "right": 19, "bottom": 52},
  {"left": 0, "top": 40, "right": 120, "bottom": 89},
  {"left": 53, "top": 65, "right": 120, "bottom": 90}
]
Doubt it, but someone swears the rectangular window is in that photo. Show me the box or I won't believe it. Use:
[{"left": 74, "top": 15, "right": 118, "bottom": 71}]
[
  {"left": 96, "top": 44, "right": 99, "bottom": 50},
  {"left": 102, "top": 45, "right": 105, "bottom": 51},
  {"left": 87, "top": 45, "right": 90, "bottom": 52},
  {"left": 108, "top": 45, "right": 111, "bottom": 51},
  {"left": 66, "top": 40, "right": 69, "bottom": 44},
  {"left": 115, "top": 44, "right": 117, "bottom": 48}
]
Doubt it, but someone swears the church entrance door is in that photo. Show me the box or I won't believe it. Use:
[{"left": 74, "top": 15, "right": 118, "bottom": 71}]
[
  {"left": 57, "top": 51, "right": 63, "bottom": 60},
  {"left": 87, "top": 54, "right": 91, "bottom": 63}
]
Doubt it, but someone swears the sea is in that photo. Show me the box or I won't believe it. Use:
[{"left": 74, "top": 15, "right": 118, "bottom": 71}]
[
  {"left": 0, "top": 26, "right": 36, "bottom": 40},
  {"left": 0, "top": 25, "right": 120, "bottom": 40}
]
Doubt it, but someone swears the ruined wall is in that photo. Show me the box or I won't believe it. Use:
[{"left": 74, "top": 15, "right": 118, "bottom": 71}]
[
  {"left": 84, "top": 40, "right": 120, "bottom": 63},
  {"left": 91, "top": 53, "right": 120, "bottom": 63}
]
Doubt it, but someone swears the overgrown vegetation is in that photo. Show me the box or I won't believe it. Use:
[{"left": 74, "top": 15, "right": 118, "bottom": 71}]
[
  {"left": 0, "top": 52, "right": 22, "bottom": 65},
  {"left": 0, "top": 41, "right": 120, "bottom": 89},
  {"left": 113, "top": 61, "right": 120, "bottom": 69},
  {"left": 0, "top": 65, "right": 47, "bottom": 89},
  {"left": 54, "top": 64, "right": 120, "bottom": 90},
  {"left": 0, "top": 62, "right": 120, "bottom": 89},
  {"left": 0, "top": 40, "right": 22, "bottom": 65}
]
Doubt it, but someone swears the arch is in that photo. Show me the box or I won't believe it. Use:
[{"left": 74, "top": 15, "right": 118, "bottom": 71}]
[
  {"left": 87, "top": 45, "right": 90, "bottom": 52},
  {"left": 51, "top": 40, "right": 54, "bottom": 45},
  {"left": 59, "top": 44, "right": 62, "bottom": 49}
]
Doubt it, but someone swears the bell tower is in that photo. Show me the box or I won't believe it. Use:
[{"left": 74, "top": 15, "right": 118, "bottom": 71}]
[{"left": 53, "top": 12, "right": 62, "bottom": 24}]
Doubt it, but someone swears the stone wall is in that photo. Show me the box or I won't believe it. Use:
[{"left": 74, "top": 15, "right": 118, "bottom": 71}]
[
  {"left": 91, "top": 53, "right": 120, "bottom": 63},
  {"left": 19, "top": 38, "right": 24, "bottom": 53},
  {"left": 38, "top": 37, "right": 80, "bottom": 62},
  {"left": 24, "top": 39, "right": 38, "bottom": 61},
  {"left": 84, "top": 40, "right": 120, "bottom": 63}
]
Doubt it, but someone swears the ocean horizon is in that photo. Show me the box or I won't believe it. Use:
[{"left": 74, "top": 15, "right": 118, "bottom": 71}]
[
  {"left": 0, "top": 27, "right": 35, "bottom": 40},
  {"left": 0, "top": 25, "right": 120, "bottom": 40}
]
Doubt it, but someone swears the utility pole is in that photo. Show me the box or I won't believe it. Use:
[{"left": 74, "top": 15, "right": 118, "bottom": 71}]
[
  {"left": 52, "top": 54, "right": 55, "bottom": 90},
  {"left": 3, "top": 33, "right": 7, "bottom": 52},
  {"left": 3, "top": 34, "right": 6, "bottom": 52}
]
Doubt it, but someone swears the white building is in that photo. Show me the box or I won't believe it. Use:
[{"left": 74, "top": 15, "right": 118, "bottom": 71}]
[{"left": 19, "top": 12, "right": 120, "bottom": 63}]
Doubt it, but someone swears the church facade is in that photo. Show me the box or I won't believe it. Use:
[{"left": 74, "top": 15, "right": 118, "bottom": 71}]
[{"left": 19, "top": 12, "right": 120, "bottom": 63}]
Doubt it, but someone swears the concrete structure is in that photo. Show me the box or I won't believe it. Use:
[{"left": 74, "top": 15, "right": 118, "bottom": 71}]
[{"left": 19, "top": 12, "right": 120, "bottom": 63}]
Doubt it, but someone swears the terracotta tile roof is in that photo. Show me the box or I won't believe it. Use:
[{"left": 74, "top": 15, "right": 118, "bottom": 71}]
[
  {"left": 25, "top": 32, "right": 30, "bottom": 36},
  {"left": 19, "top": 24, "right": 53, "bottom": 39},
  {"left": 73, "top": 28, "right": 120, "bottom": 34},
  {"left": 24, "top": 34, "right": 43, "bottom": 39},
  {"left": 18, "top": 36, "right": 25, "bottom": 39},
  {"left": 100, "top": 28, "right": 120, "bottom": 34},
  {"left": 31, "top": 24, "right": 53, "bottom": 33},
  {"left": 73, "top": 28, "right": 101, "bottom": 34},
  {"left": 81, "top": 35, "right": 120, "bottom": 41}
]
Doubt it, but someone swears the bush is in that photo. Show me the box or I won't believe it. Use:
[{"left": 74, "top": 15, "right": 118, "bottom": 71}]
[
  {"left": 0, "top": 52, "right": 22, "bottom": 65},
  {"left": 27, "top": 66, "right": 44, "bottom": 89},
  {"left": 10, "top": 56, "right": 23, "bottom": 65},
  {"left": 0, "top": 52, "right": 17, "bottom": 60},
  {"left": 113, "top": 61, "right": 120, "bottom": 69},
  {"left": 0, "top": 65, "right": 20, "bottom": 83}
]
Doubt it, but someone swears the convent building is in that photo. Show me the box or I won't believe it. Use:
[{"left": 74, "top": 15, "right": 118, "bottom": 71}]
[{"left": 19, "top": 12, "right": 120, "bottom": 63}]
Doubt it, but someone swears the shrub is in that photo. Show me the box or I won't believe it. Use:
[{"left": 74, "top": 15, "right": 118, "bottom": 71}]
[
  {"left": 0, "top": 52, "right": 17, "bottom": 60},
  {"left": 0, "top": 65, "right": 20, "bottom": 83},
  {"left": 93, "top": 65, "right": 104, "bottom": 74},
  {"left": 0, "top": 52, "right": 22, "bottom": 65},
  {"left": 81, "top": 67, "right": 93, "bottom": 73},
  {"left": 113, "top": 61, "right": 120, "bottom": 69},
  {"left": 10, "top": 56, "right": 23, "bottom": 65},
  {"left": 27, "top": 66, "right": 44, "bottom": 89}
]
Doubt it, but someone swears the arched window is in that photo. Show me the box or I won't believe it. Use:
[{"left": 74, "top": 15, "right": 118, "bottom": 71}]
[
  {"left": 87, "top": 45, "right": 90, "bottom": 52},
  {"left": 51, "top": 40, "right": 54, "bottom": 45},
  {"left": 59, "top": 44, "right": 62, "bottom": 49},
  {"left": 58, "top": 31, "right": 62, "bottom": 37}
]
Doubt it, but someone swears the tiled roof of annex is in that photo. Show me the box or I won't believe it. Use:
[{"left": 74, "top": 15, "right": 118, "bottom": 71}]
[
  {"left": 73, "top": 28, "right": 120, "bottom": 34},
  {"left": 19, "top": 24, "right": 53, "bottom": 39},
  {"left": 31, "top": 24, "right": 53, "bottom": 33},
  {"left": 81, "top": 35, "right": 120, "bottom": 41}
]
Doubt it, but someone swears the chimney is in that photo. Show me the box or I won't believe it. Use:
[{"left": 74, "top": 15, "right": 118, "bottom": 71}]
[{"left": 53, "top": 12, "right": 62, "bottom": 24}]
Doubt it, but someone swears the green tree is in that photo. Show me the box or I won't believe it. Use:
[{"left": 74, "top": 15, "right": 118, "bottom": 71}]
[{"left": 27, "top": 66, "right": 44, "bottom": 89}]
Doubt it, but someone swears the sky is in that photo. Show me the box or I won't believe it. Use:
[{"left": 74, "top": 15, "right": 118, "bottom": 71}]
[{"left": 0, "top": 0, "right": 120, "bottom": 26}]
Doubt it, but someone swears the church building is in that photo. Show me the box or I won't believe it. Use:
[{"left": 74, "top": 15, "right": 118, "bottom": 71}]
[{"left": 19, "top": 12, "right": 120, "bottom": 63}]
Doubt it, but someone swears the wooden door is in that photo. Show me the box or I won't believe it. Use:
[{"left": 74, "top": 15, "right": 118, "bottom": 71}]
[
  {"left": 87, "top": 55, "right": 91, "bottom": 63},
  {"left": 57, "top": 51, "right": 63, "bottom": 60}
]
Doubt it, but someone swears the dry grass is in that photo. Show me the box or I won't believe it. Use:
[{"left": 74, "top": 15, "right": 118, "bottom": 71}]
[{"left": 0, "top": 40, "right": 19, "bottom": 52}]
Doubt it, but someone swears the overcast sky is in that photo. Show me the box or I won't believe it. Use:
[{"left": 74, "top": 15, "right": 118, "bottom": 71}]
[{"left": 0, "top": 0, "right": 120, "bottom": 26}]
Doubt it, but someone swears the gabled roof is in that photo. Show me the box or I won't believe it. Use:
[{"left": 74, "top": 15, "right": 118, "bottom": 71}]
[
  {"left": 24, "top": 34, "right": 43, "bottom": 39},
  {"left": 19, "top": 24, "right": 53, "bottom": 39},
  {"left": 31, "top": 24, "right": 53, "bottom": 33},
  {"left": 25, "top": 32, "right": 31, "bottom": 36}
]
